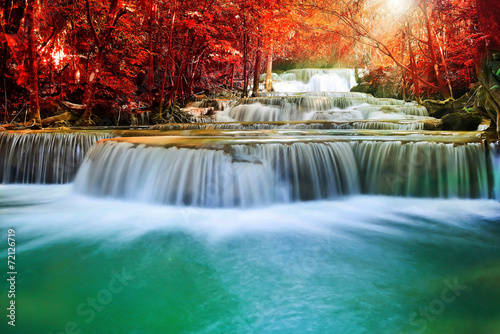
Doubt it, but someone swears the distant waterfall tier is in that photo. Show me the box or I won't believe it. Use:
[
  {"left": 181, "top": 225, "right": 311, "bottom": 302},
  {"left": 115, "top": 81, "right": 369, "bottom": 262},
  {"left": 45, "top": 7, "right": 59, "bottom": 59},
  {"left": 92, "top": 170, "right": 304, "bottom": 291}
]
[
  {"left": 217, "top": 95, "right": 428, "bottom": 123},
  {"left": 73, "top": 136, "right": 496, "bottom": 208},
  {"left": 270, "top": 69, "right": 357, "bottom": 92},
  {"left": 150, "top": 119, "right": 439, "bottom": 131},
  {"left": 0, "top": 131, "right": 112, "bottom": 184}
]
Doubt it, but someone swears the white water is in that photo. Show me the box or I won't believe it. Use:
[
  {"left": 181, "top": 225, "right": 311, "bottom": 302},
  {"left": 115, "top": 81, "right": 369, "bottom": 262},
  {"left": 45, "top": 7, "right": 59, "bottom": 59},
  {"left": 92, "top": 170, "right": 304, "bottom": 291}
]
[
  {"left": 218, "top": 99, "right": 428, "bottom": 123},
  {"left": 492, "top": 144, "right": 500, "bottom": 198},
  {"left": 73, "top": 139, "right": 495, "bottom": 207},
  {"left": 0, "top": 131, "right": 111, "bottom": 184},
  {"left": 74, "top": 141, "right": 359, "bottom": 207},
  {"left": 272, "top": 69, "right": 357, "bottom": 93},
  {"left": 151, "top": 121, "right": 430, "bottom": 130},
  {"left": 217, "top": 68, "right": 430, "bottom": 125},
  {"left": 3, "top": 184, "right": 500, "bottom": 249}
]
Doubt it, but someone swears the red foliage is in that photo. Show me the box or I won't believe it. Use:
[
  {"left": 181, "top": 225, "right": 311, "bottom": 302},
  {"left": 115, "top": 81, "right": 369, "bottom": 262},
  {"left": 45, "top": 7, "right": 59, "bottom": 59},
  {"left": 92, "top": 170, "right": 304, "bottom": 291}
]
[
  {"left": 477, "top": 0, "right": 500, "bottom": 51},
  {"left": 0, "top": 0, "right": 497, "bottom": 120}
]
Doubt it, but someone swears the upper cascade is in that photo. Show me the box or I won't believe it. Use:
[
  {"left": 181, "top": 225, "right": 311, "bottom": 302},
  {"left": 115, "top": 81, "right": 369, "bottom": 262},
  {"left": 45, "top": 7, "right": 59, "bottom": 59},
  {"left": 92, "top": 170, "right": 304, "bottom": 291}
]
[
  {"left": 271, "top": 69, "right": 357, "bottom": 93},
  {"left": 216, "top": 95, "right": 429, "bottom": 123},
  {"left": 215, "top": 68, "right": 430, "bottom": 124}
]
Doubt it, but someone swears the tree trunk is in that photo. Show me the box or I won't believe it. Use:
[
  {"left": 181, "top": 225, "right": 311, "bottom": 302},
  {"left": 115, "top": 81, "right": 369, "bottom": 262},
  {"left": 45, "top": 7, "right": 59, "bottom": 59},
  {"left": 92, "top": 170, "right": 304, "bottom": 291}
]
[
  {"left": 82, "top": 48, "right": 104, "bottom": 120},
  {"left": 400, "top": 32, "right": 407, "bottom": 100},
  {"left": 25, "top": 0, "right": 41, "bottom": 125},
  {"left": 252, "top": 39, "right": 261, "bottom": 97},
  {"left": 159, "top": 7, "right": 176, "bottom": 118},
  {"left": 41, "top": 111, "right": 78, "bottom": 126},
  {"left": 147, "top": 0, "right": 154, "bottom": 106},
  {"left": 265, "top": 48, "right": 273, "bottom": 92},
  {"left": 407, "top": 29, "right": 421, "bottom": 104},
  {"left": 229, "top": 62, "right": 235, "bottom": 90},
  {"left": 421, "top": 0, "right": 451, "bottom": 99},
  {"left": 476, "top": 0, "right": 500, "bottom": 140},
  {"left": 2, "top": 0, "right": 26, "bottom": 118},
  {"left": 82, "top": 0, "right": 125, "bottom": 121},
  {"left": 2, "top": 43, "right": 8, "bottom": 124},
  {"left": 477, "top": 53, "right": 500, "bottom": 140},
  {"left": 433, "top": 27, "right": 453, "bottom": 99},
  {"left": 242, "top": 33, "right": 248, "bottom": 97}
]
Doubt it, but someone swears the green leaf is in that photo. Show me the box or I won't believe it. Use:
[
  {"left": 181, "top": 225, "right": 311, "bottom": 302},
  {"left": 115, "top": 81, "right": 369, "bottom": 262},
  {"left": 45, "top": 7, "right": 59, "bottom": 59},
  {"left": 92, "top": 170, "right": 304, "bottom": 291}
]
[
  {"left": 496, "top": 69, "right": 500, "bottom": 76},
  {"left": 490, "top": 85, "right": 499, "bottom": 90}
]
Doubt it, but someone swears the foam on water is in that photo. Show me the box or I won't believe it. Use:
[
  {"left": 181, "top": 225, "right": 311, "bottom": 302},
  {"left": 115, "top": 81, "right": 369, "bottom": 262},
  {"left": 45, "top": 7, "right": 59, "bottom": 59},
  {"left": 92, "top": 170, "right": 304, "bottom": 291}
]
[{"left": 2, "top": 184, "right": 499, "bottom": 248}]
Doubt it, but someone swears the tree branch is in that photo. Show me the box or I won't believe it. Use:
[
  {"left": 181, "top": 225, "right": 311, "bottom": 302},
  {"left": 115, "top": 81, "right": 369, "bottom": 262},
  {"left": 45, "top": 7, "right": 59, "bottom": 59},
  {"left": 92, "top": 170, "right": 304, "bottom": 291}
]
[{"left": 85, "top": 0, "right": 100, "bottom": 45}]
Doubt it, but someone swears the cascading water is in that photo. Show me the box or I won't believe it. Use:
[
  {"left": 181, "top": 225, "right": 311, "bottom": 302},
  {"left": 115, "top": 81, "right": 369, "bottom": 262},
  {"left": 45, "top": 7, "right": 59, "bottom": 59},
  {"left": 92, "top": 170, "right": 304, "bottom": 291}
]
[
  {"left": 150, "top": 120, "right": 435, "bottom": 131},
  {"left": 492, "top": 143, "right": 500, "bottom": 199},
  {"left": 217, "top": 69, "right": 431, "bottom": 127},
  {"left": 73, "top": 140, "right": 360, "bottom": 207},
  {"left": 73, "top": 137, "right": 496, "bottom": 207},
  {"left": 217, "top": 97, "right": 428, "bottom": 123},
  {"left": 354, "top": 141, "right": 491, "bottom": 198},
  {"left": 0, "top": 131, "right": 112, "bottom": 183},
  {"left": 272, "top": 69, "right": 357, "bottom": 92}
]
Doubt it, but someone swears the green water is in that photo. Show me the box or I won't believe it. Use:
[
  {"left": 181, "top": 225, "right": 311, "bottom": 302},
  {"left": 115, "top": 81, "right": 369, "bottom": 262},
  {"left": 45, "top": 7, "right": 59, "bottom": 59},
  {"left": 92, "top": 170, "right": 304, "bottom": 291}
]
[{"left": 1, "top": 185, "right": 500, "bottom": 334}]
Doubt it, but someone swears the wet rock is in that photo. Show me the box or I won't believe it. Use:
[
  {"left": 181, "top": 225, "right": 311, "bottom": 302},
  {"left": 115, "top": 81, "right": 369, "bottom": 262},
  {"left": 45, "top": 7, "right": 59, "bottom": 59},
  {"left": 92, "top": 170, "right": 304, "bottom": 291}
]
[
  {"left": 422, "top": 93, "right": 473, "bottom": 119},
  {"left": 351, "top": 82, "right": 375, "bottom": 95},
  {"left": 441, "top": 112, "right": 483, "bottom": 131},
  {"left": 350, "top": 82, "right": 400, "bottom": 99}
]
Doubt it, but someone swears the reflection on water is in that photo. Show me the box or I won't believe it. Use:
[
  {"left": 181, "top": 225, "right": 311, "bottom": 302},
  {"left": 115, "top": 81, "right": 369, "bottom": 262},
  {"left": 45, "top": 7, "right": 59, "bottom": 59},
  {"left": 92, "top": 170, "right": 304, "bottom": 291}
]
[{"left": 1, "top": 184, "right": 499, "bottom": 333}]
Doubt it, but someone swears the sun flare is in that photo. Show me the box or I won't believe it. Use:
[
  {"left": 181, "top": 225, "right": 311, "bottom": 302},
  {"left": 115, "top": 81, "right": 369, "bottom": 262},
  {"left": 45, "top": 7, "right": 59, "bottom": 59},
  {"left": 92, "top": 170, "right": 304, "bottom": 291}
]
[{"left": 387, "top": 0, "right": 411, "bottom": 13}]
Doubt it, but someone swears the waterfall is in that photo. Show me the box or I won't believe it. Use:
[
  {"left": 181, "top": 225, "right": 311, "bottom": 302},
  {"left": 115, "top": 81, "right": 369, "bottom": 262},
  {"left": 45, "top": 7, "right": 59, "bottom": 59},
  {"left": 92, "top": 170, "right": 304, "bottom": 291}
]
[
  {"left": 227, "top": 103, "right": 286, "bottom": 122},
  {"left": 74, "top": 140, "right": 359, "bottom": 207},
  {"left": 492, "top": 143, "right": 500, "bottom": 199},
  {"left": 272, "top": 69, "right": 357, "bottom": 93},
  {"left": 218, "top": 95, "right": 427, "bottom": 123},
  {"left": 354, "top": 141, "right": 490, "bottom": 198},
  {"left": 150, "top": 120, "right": 431, "bottom": 131},
  {"left": 73, "top": 138, "right": 495, "bottom": 207},
  {"left": 210, "top": 68, "right": 430, "bottom": 125},
  {"left": 0, "top": 131, "right": 111, "bottom": 184}
]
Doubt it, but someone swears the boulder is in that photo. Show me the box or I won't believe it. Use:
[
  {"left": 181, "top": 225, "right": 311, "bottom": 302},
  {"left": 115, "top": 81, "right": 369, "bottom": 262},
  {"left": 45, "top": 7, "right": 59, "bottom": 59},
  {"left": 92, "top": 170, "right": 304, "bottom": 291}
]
[
  {"left": 422, "top": 93, "right": 473, "bottom": 119},
  {"left": 441, "top": 112, "right": 483, "bottom": 131}
]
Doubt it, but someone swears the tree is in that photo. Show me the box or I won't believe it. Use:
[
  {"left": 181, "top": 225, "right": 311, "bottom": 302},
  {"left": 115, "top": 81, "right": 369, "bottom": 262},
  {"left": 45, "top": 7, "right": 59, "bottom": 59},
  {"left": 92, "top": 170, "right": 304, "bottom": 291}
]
[
  {"left": 296, "top": 0, "right": 477, "bottom": 99},
  {"left": 1, "top": 0, "right": 26, "bottom": 122},
  {"left": 0, "top": 0, "right": 488, "bottom": 126},
  {"left": 476, "top": 0, "right": 500, "bottom": 138},
  {"left": 81, "top": 0, "right": 129, "bottom": 123},
  {"left": 25, "top": 0, "right": 41, "bottom": 125}
]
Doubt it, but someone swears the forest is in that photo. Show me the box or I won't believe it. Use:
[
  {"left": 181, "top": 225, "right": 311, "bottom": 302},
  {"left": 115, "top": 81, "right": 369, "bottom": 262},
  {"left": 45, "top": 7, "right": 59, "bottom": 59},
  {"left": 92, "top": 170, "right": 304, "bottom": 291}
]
[{"left": 1, "top": 0, "right": 499, "bottom": 132}]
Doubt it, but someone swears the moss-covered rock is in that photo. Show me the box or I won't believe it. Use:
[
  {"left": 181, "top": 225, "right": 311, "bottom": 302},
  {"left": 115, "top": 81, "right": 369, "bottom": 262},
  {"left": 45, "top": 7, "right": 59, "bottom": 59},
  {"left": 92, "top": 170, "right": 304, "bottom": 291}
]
[
  {"left": 350, "top": 82, "right": 375, "bottom": 95},
  {"left": 422, "top": 93, "right": 473, "bottom": 119},
  {"left": 441, "top": 112, "right": 483, "bottom": 131}
]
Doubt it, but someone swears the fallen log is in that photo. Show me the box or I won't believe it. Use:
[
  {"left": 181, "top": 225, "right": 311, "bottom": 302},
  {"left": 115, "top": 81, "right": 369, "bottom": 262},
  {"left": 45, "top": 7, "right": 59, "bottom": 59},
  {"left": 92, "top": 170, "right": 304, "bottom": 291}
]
[
  {"left": 41, "top": 111, "right": 79, "bottom": 126},
  {"left": 59, "top": 101, "right": 87, "bottom": 111},
  {"left": 2, "top": 111, "right": 78, "bottom": 129}
]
